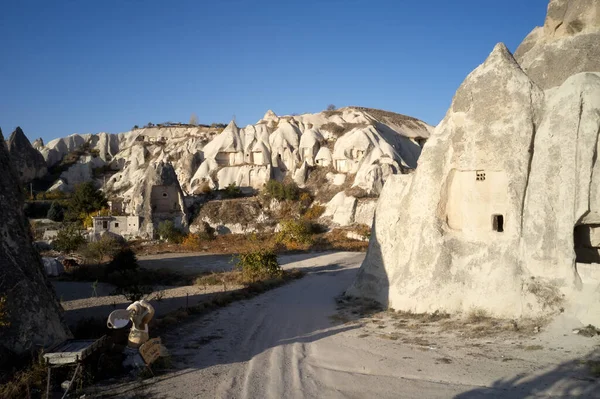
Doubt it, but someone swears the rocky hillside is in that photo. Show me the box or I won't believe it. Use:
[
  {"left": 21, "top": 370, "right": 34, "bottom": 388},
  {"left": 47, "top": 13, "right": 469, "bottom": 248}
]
[{"left": 31, "top": 107, "right": 432, "bottom": 219}]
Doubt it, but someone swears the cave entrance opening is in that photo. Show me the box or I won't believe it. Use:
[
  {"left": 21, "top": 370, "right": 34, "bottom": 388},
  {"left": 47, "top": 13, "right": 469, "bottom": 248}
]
[{"left": 492, "top": 214, "right": 504, "bottom": 232}]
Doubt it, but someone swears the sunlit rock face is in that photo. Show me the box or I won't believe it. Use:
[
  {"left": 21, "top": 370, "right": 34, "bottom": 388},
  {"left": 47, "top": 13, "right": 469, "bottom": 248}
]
[
  {"left": 348, "top": 0, "right": 600, "bottom": 325},
  {"left": 0, "top": 128, "right": 71, "bottom": 357},
  {"left": 515, "top": 0, "right": 600, "bottom": 90},
  {"left": 42, "top": 108, "right": 432, "bottom": 197}
]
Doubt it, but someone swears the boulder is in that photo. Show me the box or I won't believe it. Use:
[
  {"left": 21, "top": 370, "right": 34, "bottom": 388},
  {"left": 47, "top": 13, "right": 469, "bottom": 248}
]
[{"left": 324, "top": 192, "right": 358, "bottom": 226}]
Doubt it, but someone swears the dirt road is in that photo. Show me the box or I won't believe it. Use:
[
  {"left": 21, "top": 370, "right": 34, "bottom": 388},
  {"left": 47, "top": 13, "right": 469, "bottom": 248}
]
[
  {"left": 137, "top": 251, "right": 351, "bottom": 275},
  {"left": 103, "top": 252, "right": 600, "bottom": 398}
]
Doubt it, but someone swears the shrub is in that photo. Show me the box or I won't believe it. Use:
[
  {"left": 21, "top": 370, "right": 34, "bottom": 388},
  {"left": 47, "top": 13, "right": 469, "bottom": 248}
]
[
  {"left": 105, "top": 248, "right": 138, "bottom": 275},
  {"left": 53, "top": 224, "right": 86, "bottom": 253},
  {"left": 81, "top": 235, "right": 123, "bottom": 263},
  {"left": 106, "top": 249, "right": 153, "bottom": 301},
  {"left": 299, "top": 192, "right": 313, "bottom": 208},
  {"left": 327, "top": 104, "right": 336, "bottom": 111},
  {"left": 46, "top": 201, "right": 64, "bottom": 221},
  {"left": 157, "top": 220, "right": 184, "bottom": 243},
  {"left": 235, "top": 248, "right": 282, "bottom": 283},
  {"left": 303, "top": 204, "right": 326, "bottom": 220},
  {"left": 223, "top": 183, "right": 243, "bottom": 199},
  {"left": 264, "top": 180, "right": 300, "bottom": 201},
  {"left": 276, "top": 219, "right": 314, "bottom": 247},
  {"left": 181, "top": 229, "right": 215, "bottom": 251}
]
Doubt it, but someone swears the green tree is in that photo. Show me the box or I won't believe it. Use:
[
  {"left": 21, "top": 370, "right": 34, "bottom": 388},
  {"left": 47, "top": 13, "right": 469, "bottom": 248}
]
[
  {"left": 46, "top": 201, "right": 64, "bottom": 222},
  {"left": 82, "top": 234, "right": 123, "bottom": 263},
  {"left": 157, "top": 220, "right": 184, "bottom": 243},
  {"left": 53, "top": 223, "right": 86, "bottom": 253},
  {"left": 65, "top": 182, "right": 107, "bottom": 222},
  {"left": 223, "top": 183, "right": 243, "bottom": 199}
]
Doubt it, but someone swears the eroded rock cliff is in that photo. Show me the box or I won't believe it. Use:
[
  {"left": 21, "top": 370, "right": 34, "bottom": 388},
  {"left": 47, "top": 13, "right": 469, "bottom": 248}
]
[{"left": 0, "top": 128, "right": 70, "bottom": 356}]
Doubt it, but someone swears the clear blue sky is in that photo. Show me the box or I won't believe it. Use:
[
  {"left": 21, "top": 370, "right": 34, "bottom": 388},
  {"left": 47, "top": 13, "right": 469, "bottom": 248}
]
[{"left": 0, "top": 0, "right": 549, "bottom": 144}]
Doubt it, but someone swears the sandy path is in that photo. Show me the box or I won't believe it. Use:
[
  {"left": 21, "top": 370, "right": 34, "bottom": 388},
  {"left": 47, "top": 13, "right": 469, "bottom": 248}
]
[{"left": 97, "top": 252, "right": 600, "bottom": 398}]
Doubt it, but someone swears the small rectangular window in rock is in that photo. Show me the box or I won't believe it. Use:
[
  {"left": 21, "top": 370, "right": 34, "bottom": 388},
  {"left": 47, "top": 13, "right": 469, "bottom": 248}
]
[
  {"left": 493, "top": 214, "right": 504, "bottom": 232},
  {"left": 114, "top": 222, "right": 119, "bottom": 228},
  {"left": 476, "top": 171, "right": 486, "bottom": 181},
  {"left": 102, "top": 221, "right": 108, "bottom": 229}
]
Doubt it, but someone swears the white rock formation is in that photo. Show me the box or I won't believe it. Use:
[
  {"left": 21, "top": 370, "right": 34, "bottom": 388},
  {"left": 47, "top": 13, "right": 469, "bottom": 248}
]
[
  {"left": 38, "top": 108, "right": 432, "bottom": 231},
  {"left": 348, "top": 0, "right": 600, "bottom": 326},
  {"left": 515, "top": 0, "right": 600, "bottom": 90}
]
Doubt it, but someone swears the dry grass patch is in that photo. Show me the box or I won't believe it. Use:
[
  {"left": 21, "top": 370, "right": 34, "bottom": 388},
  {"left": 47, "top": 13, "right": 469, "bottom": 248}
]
[{"left": 0, "top": 355, "right": 47, "bottom": 399}]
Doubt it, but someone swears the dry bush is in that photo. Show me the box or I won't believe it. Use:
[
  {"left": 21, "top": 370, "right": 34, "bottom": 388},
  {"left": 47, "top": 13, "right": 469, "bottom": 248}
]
[
  {"left": 320, "top": 122, "right": 366, "bottom": 137},
  {"left": 276, "top": 219, "right": 315, "bottom": 248},
  {"left": 181, "top": 230, "right": 215, "bottom": 251},
  {"left": 235, "top": 247, "right": 282, "bottom": 283},
  {"left": 0, "top": 353, "right": 47, "bottom": 399},
  {"left": 467, "top": 308, "right": 491, "bottom": 323},
  {"left": 303, "top": 204, "right": 326, "bottom": 220},
  {"left": 194, "top": 271, "right": 244, "bottom": 287}
]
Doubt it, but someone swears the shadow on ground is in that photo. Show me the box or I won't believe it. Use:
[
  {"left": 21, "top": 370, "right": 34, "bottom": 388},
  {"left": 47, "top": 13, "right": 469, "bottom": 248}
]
[
  {"left": 455, "top": 349, "right": 600, "bottom": 398},
  {"left": 88, "top": 261, "right": 372, "bottom": 398}
]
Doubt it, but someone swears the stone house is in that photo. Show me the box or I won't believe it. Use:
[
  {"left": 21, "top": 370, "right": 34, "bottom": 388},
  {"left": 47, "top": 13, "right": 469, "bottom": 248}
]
[{"left": 92, "top": 215, "right": 142, "bottom": 238}]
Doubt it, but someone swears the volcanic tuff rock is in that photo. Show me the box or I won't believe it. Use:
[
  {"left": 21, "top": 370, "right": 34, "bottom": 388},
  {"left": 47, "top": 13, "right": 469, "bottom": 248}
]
[
  {"left": 7, "top": 127, "right": 47, "bottom": 183},
  {"left": 38, "top": 108, "right": 431, "bottom": 231},
  {"left": 515, "top": 0, "right": 600, "bottom": 90},
  {"left": 349, "top": 0, "right": 600, "bottom": 325},
  {"left": 137, "top": 161, "right": 189, "bottom": 237},
  {"left": 0, "top": 128, "right": 70, "bottom": 356}
]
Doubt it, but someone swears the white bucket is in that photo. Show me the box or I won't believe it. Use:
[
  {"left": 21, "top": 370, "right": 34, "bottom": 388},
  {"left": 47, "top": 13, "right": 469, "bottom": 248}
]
[{"left": 107, "top": 309, "right": 131, "bottom": 329}]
